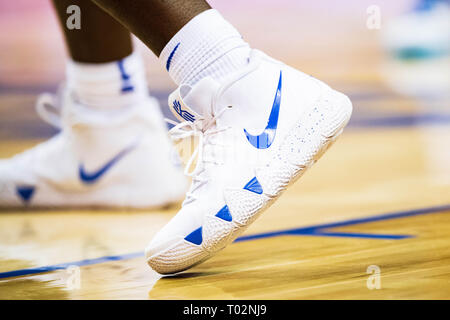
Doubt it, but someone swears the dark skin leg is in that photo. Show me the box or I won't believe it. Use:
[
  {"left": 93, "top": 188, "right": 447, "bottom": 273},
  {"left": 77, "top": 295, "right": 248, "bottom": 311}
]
[
  {"left": 52, "top": 0, "right": 133, "bottom": 63},
  {"left": 91, "top": 0, "right": 211, "bottom": 56}
]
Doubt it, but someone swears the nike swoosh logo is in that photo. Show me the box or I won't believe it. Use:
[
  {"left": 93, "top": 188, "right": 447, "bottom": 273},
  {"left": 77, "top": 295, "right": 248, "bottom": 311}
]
[
  {"left": 79, "top": 144, "right": 136, "bottom": 184},
  {"left": 117, "top": 59, "right": 134, "bottom": 93},
  {"left": 244, "top": 70, "right": 282, "bottom": 149},
  {"left": 166, "top": 42, "right": 180, "bottom": 71}
]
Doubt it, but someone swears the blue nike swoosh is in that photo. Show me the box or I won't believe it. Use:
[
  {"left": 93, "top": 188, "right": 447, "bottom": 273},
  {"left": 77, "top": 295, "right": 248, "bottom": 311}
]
[
  {"left": 166, "top": 42, "right": 180, "bottom": 71},
  {"left": 79, "top": 144, "right": 136, "bottom": 184},
  {"left": 244, "top": 70, "right": 282, "bottom": 149}
]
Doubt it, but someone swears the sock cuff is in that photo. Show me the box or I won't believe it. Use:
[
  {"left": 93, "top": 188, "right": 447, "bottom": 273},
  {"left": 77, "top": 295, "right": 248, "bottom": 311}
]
[
  {"left": 66, "top": 51, "right": 144, "bottom": 83},
  {"left": 66, "top": 51, "right": 149, "bottom": 109},
  {"left": 159, "top": 9, "right": 249, "bottom": 85}
]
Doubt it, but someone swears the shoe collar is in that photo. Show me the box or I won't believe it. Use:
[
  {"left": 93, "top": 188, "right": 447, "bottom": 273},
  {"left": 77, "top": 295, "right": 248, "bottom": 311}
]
[{"left": 167, "top": 49, "right": 272, "bottom": 126}]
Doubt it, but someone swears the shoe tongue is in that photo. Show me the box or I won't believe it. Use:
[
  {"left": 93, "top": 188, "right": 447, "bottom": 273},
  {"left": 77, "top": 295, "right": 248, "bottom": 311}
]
[{"left": 168, "top": 77, "right": 220, "bottom": 123}]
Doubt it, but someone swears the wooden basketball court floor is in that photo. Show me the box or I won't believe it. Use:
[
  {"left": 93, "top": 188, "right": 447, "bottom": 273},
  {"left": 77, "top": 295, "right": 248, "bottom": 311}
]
[
  {"left": 1, "top": 86, "right": 449, "bottom": 300},
  {"left": 0, "top": 1, "right": 449, "bottom": 300}
]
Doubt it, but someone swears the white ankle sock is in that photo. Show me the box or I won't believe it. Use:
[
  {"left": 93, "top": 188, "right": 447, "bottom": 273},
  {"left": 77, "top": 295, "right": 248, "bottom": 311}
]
[
  {"left": 159, "top": 9, "right": 251, "bottom": 86},
  {"left": 66, "top": 52, "right": 148, "bottom": 110}
]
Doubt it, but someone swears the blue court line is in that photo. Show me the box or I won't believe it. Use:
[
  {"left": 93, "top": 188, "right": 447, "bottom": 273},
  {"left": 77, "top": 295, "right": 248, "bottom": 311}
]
[
  {"left": 305, "top": 231, "right": 409, "bottom": 240},
  {"left": 235, "top": 204, "right": 450, "bottom": 242},
  {"left": 0, "top": 204, "right": 448, "bottom": 280},
  {"left": 0, "top": 252, "right": 143, "bottom": 279},
  {"left": 236, "top": 228, "right": 411, "bottom": 241}
]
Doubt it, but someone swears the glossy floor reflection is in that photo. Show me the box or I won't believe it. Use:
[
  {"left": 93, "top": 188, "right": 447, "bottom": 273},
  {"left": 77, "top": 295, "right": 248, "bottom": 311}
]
[{"left": 1, "top": 125, "right": 449, "bottom": 299}]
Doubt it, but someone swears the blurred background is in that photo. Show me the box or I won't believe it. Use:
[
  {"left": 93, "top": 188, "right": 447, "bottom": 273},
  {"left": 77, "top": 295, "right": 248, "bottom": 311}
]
[
  {"left": 0, "top": 0, "right": 423, "bottom": 88},
  {"left": 0, "top": 0, "right": 449, "bottom": 176}
]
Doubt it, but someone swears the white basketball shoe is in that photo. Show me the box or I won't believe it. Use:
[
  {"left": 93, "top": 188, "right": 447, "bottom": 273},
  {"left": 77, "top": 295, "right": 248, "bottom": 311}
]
[
  {"left": 0, "top": 87, "right": 188, "bottom": 208},
  {"left": 145, "top": 50, "right": 352, "bottom": 274}
]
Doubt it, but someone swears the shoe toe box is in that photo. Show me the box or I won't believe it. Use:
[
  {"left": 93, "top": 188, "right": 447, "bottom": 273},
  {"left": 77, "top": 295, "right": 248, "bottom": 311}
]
[{"left": 145, "top": 205, "right": 209, "bottom": 274}]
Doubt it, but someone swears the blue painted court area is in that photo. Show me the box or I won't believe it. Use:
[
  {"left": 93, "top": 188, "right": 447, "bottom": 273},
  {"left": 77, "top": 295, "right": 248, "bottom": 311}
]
[{"left": 0, "top": 204, "right": 448, "bottom": 280}]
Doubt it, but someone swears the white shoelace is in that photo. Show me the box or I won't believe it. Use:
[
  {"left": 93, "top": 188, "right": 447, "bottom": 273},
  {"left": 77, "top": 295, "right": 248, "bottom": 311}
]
[{"left": 166, "top": 106, "right": 231, "bottom": 205}]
